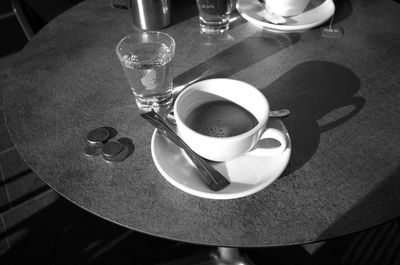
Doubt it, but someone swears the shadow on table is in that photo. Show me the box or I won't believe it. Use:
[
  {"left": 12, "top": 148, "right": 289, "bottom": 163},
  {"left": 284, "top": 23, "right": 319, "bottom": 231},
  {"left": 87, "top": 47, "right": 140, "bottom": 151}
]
[
  {"left": 332, "top": 0, "right": 353, "bottom": 24},
  {"left": 173, "top": 32, "right": 301, "bottom": 94},
  {"left": 260, "top": 61, "right": 364, "bottom": 177},
  {"left": 310, "top": 166, "right": 400, "bottom": 265}
]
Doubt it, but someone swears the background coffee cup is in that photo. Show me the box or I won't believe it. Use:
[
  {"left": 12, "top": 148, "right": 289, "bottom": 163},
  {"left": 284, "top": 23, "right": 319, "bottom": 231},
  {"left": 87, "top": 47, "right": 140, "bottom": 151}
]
[
  {"left": 265, "top": 0, "right": 310, "bottom": 17},
  {"left": 174, "top": 78, "right": 288, "bottom": 162}
]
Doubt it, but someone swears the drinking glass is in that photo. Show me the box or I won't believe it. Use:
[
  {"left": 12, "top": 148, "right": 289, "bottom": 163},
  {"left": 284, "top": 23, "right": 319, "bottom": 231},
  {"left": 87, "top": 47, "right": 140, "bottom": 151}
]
[
  {"left": 195, "top": 0, "right": 234, "bottom": 34},
  {"left": 116, "top": 31, "right": 175, "bottom": 112}
]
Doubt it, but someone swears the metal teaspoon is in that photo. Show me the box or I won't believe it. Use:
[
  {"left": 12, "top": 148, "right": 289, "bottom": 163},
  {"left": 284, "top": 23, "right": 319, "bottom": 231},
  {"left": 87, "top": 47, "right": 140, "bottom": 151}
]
[{"left": 141, "top": 110, "right": 230, "bottom": 192}]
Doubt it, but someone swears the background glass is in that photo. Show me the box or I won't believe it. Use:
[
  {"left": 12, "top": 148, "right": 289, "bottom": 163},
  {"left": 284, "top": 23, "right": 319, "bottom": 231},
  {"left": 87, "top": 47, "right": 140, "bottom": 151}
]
[
  {"left": 116, "top": 31, "right": 175, "bottom": 112},
  {"left": 195, "top": 0, "right": 234, "bottom": 34}
]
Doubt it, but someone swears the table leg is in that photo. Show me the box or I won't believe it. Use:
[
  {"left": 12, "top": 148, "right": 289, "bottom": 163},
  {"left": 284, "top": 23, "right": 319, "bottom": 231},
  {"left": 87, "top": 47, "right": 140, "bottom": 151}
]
[
  {"left": 155, "top": 247, "right": 255, "bottom": 265},
  {"left": 211, "top": 247, "right": 255, "bottom": 265}
]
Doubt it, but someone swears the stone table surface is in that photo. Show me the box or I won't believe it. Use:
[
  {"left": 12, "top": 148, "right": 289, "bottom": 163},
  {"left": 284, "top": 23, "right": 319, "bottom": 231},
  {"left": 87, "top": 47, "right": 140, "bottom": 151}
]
[{"left": 4, "top": 0, "right": 400, "bottom": 247}]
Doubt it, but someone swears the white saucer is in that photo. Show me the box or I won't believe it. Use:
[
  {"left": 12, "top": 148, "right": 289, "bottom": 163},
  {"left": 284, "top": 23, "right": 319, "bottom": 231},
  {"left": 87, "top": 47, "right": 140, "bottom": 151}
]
[
  {"left": 151, "top": 118, "right": 291, "bottom": 200},
  {"left": 236, "top": 0, "right": 335, "bottom": 33}
]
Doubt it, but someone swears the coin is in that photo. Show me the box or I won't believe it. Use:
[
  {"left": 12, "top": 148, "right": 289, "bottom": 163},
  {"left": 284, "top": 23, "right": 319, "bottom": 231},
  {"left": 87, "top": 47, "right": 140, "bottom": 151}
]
[
  {"left": 102, "top": 140, "right": 129, "bottom": 163},
  {"left": 102, "top": 141, "right": 123, "bottom": 157},
  {"left": 87, "top": 127, "right": 110, "bottom": 144},
  {"left": 83, "top": 142, "right": 103, "bottom": 156}
]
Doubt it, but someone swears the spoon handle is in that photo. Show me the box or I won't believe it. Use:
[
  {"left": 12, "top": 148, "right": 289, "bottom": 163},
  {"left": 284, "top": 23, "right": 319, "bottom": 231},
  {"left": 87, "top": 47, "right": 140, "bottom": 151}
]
[{"left": 141, "top": 111, "right": 230, "bottom": 191}]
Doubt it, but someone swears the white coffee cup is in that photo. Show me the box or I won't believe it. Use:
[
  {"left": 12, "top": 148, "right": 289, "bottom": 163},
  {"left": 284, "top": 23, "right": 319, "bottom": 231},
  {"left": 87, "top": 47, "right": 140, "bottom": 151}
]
[
  {"left": 265, "top": 0, "right": 310, "bottom": 17},
  {"left": 174, "top": 78, "right": 288, "bottom": 162}
]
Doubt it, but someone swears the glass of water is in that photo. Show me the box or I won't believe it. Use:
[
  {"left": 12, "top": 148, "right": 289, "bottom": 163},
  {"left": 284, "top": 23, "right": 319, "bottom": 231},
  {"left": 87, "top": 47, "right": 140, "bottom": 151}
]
[
  {"left": 195, "top": 0, "right": 234, "bottom": 34},
  {"left": 116, "top": 31, "right": 175, "bottom": 112}
]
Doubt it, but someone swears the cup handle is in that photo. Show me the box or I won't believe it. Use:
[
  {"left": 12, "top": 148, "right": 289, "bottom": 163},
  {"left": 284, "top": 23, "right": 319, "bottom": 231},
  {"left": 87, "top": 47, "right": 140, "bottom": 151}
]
[
  {"left": 110, "top": 0, "right": 128, "bottom": 9},
  {"left": 247, "top": 127, "right": 288, "bottom": 157}
]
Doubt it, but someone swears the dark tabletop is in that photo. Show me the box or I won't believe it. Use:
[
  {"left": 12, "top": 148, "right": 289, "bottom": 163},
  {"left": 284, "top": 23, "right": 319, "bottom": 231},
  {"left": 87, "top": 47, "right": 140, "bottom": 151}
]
[{"left": 4, "top": 0, "right": 400, "bottom": 247}]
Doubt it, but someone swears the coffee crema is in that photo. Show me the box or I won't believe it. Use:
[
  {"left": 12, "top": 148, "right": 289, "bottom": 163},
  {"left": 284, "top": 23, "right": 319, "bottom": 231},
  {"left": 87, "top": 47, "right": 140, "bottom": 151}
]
[{"left": 185, "top": 100, "right": 258, "bottom": 137}]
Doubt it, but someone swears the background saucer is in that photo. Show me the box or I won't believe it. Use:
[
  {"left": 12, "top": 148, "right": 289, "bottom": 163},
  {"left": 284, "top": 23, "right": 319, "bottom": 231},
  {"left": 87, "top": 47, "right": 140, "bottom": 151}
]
[
  {"left": 237, "top": 0, "right": 335, "bottom": 32},
  {"left": 151, "top": 118, "right": 291, "bottom": 200}
]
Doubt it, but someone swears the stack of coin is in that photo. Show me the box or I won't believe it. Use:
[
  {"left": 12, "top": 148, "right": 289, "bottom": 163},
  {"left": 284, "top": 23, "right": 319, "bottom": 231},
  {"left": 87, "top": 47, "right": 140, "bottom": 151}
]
[
  {"left": 83, "top": 127, "right": 129, "bottom": 163},
  {"left": 84, "top": 127, "right": 109, "bottom": 156},
  {"left": 102, "top": 140, "right": 129, "bottom": 163}
]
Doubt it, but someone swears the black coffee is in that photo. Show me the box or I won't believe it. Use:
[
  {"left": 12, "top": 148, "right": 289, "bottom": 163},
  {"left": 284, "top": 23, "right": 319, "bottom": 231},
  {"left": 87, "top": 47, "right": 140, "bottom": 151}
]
[{"left": 185, "top": 100, "right": 258, "bottom": 137}]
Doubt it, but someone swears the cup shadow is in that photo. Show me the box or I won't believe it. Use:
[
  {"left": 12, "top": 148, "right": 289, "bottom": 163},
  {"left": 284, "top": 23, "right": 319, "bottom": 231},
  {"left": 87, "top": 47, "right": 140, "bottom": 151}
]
[
  {"left": 260, "top": 61, "right": 364, "bottom": 177},
  {"left": 173, "top": 32, "right": 301, "bottom": 95},
  {"left": 332, "top": 0, "right": 353, "bottom": 24}
]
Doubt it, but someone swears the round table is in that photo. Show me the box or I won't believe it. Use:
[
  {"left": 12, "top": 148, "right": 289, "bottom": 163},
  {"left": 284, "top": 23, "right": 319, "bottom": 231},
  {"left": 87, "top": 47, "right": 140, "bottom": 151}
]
[{"left": 4, "top": 0, "right": 400, "bottom": 252}]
